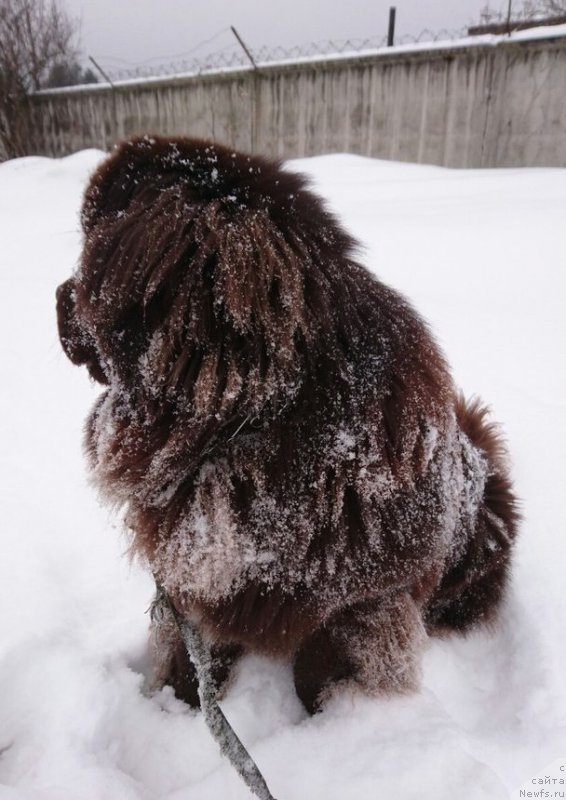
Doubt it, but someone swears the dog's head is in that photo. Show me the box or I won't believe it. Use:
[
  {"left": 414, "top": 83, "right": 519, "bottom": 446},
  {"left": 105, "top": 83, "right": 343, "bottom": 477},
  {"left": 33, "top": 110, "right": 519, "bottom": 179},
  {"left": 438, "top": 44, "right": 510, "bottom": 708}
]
[{"left": 56, "top": 136, "right": 356, "bottom": 421}]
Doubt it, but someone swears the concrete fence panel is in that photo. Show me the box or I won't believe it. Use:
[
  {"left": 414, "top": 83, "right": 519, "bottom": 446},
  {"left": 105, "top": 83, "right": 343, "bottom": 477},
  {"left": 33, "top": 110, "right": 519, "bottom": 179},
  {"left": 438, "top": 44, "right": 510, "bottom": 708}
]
[{"left": 25, "top": 35, "right": 566, "bottom": 168}]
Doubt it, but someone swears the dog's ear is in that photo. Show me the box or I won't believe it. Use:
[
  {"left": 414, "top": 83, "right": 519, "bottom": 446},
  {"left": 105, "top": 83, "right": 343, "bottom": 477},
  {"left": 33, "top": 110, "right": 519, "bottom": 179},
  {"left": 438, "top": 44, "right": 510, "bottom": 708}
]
[
  {"left": 214, "top": 208, "right": 307, "bottom": 339},
  {"left": 56, "top": 278, "right": 108, "bottom": 384}
]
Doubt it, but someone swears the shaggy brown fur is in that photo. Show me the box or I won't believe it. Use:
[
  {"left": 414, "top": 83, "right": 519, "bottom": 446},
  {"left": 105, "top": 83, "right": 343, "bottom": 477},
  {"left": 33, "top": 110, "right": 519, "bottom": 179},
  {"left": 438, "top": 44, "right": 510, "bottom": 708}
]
[{"left": 56, "top": 135, "right": 519, "bottom": 713}]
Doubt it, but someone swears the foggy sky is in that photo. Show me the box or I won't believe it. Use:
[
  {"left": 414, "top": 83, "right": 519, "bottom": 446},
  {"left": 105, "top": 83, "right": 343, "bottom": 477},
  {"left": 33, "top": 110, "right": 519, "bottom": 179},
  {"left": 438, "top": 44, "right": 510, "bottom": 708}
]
[{"left": 62, "top": 0, "right": 506, "bottom": 72}]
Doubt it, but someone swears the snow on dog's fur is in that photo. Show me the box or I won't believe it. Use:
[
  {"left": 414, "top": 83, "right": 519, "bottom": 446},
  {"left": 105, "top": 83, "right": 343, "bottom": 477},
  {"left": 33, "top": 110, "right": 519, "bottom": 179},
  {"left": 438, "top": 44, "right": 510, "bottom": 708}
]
[{"left": 56, "top": 136, "right": 519, "bottom": 712}]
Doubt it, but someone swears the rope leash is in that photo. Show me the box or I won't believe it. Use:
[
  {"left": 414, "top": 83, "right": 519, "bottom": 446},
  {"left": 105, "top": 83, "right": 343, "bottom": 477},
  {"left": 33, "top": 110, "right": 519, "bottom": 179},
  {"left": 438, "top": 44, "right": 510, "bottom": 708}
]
[{"left": 153, "top": 584, "right": 278, "bottom": 800}]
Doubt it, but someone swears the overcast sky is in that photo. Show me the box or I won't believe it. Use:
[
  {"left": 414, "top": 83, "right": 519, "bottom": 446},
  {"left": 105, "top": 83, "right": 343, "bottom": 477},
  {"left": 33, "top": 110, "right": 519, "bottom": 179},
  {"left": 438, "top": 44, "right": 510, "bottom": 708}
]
[{"left": 62, "top": 0, "right": 511, "bottom": 72}]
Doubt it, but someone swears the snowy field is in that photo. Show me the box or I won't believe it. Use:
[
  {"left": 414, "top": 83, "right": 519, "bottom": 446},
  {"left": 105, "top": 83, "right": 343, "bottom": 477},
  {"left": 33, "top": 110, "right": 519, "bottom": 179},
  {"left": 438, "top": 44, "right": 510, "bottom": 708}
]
[{"left": 0, "top": 149, "right": 565, "bottom": 800}]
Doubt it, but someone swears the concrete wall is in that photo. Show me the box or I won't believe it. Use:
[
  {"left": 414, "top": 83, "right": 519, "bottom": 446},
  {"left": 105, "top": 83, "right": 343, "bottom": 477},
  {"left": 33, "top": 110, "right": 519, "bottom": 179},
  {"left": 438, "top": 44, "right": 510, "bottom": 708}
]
[{"left": 26, "top": 35, "right": 566, "bottom": 168}]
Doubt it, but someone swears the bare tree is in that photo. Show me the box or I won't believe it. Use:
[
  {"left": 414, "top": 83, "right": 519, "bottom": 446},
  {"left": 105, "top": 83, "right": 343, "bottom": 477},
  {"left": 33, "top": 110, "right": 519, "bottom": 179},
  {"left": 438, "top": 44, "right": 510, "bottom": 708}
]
[
  {"left": 0, "top": 0, "right": 76, "bottom": 159},
  {"left": 521, "top": 0, "right": 566, "bottom": 15}
]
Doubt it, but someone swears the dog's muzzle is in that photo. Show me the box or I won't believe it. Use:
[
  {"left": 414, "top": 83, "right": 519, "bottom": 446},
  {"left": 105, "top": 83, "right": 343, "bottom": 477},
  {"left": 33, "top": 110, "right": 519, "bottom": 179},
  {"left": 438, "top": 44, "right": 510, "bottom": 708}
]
[{"left": 56, "top": 278, "right": 108, "bottom": 384}]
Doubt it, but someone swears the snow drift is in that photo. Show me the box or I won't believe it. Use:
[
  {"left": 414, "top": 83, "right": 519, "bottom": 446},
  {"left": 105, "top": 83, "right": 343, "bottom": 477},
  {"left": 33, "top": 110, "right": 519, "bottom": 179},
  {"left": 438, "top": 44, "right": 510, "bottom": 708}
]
[{"left": 0, "top": 149, "right": 565, "bottom": 799}]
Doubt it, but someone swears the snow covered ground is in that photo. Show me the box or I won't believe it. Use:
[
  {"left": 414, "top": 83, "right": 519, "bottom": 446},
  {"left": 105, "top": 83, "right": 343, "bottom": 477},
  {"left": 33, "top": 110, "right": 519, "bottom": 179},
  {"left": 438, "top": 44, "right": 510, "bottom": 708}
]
[{"left": 0, "top": 149, "right": 565, "bottom": 800}]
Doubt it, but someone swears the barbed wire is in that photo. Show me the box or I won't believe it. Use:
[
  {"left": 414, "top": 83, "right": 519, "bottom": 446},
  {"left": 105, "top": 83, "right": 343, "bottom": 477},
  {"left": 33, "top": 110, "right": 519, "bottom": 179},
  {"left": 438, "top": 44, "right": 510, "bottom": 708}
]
[{"left": 96, "top": 28, "right": 471, "bottom": 83}]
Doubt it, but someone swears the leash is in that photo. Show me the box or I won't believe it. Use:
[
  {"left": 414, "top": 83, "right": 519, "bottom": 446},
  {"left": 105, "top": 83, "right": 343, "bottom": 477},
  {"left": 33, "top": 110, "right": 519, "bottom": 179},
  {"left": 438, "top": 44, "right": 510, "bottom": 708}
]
[{"left": 152, "top": 583, "right": 278, "bottom": 800}]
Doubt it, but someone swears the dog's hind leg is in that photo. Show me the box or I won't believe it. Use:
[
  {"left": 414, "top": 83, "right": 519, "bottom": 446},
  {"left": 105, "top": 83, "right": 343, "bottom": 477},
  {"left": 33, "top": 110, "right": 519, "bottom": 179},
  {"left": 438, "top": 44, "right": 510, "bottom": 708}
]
[
  {"left": 425, "top": 396, "right": 519, "bottom": 634},
  {"left": 293, "top": 592, "right": 427, "bottom": 714}
]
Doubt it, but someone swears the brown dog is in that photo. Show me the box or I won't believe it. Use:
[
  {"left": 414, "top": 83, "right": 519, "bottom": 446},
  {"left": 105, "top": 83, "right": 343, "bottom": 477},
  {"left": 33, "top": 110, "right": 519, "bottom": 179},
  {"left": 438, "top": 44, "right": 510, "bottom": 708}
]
[{"left": 56, "top": 136, "right": 518, "bottom": 713}]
